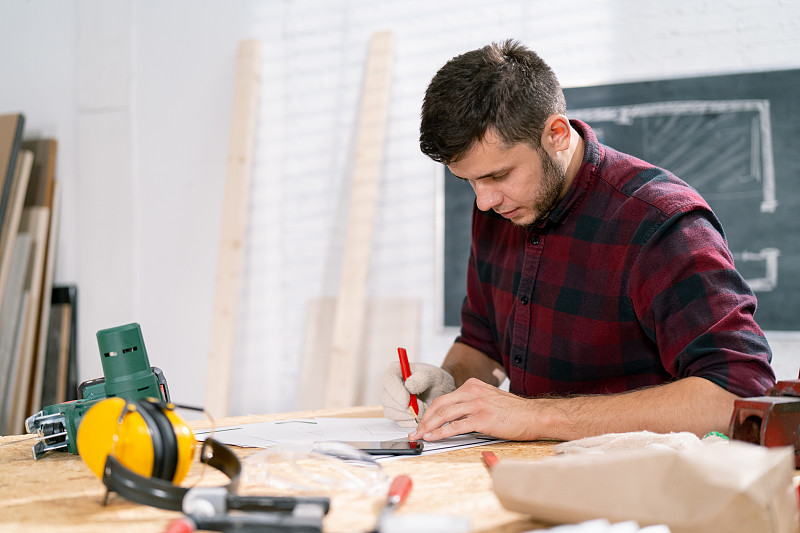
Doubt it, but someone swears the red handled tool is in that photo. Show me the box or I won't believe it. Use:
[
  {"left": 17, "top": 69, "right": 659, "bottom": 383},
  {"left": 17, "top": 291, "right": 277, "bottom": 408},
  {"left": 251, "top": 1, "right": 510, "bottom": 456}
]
[
  {"left": 385, "top": 474, "right": 413, "bottom": 510},
  {"left": 481, "top": 450, "right": 499, "bottom": 469},
  {"left": 397, "top": 347, "right": 420, "bottom": 422},
  {"left": 371, "top": 474, "right": 413, "bottom": 532}
]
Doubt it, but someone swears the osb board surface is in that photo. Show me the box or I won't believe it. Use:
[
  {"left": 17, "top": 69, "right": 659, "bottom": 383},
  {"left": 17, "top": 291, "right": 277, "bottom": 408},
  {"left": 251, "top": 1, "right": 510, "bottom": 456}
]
[{"left": 0, "top": 405, "right": 556, "bottom": 532}]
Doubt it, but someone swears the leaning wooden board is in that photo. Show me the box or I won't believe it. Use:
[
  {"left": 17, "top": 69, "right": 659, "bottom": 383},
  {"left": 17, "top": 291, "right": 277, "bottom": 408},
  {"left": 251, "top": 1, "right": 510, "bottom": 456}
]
[
  {"left": 205, "top": 40, "right": 261, "bottom": 418},
  {"left": 323, "top": 31, "right": 395, "bottom": 408},
  {"left": 21, "top": 139, "right": 57, "bottom": 209},
  {"left": 0, "top": 233, "right": 32, "bottom": 434},
  {"left": 0, "top": 151, "right": 33, "bottom": 306},
  {"left": 15, "top": 139, "right": 61, "bottom": 413},
  {"left": 0, "top": 151, "right": 34, "bottom": 434},
  {"left": 0, "top": 115, "right": 26, "bottom": 301},
  {"left": 31, "top": 180, "right": 61, "bottom": 414},
  {"left": 0, "top": 114, "right": 24, "bottom": 239},
  {"left": 8, "top": 206, "right": 50, "bottom": 434},
  {"left": 299, "top": 296, "right": 420, "bottom": 410}
]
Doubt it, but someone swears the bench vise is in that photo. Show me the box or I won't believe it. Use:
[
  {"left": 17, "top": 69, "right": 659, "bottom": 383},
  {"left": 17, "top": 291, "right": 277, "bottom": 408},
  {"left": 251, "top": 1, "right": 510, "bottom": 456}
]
[{"left": 729, "top": 374, "right": 800, "bottom": 468}]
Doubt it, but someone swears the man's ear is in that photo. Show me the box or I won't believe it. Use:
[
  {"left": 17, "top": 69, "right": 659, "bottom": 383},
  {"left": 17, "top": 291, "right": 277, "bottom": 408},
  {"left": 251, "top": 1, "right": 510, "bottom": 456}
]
[{"left": 541, "top": 114, "right": 571, "bottom": 154}]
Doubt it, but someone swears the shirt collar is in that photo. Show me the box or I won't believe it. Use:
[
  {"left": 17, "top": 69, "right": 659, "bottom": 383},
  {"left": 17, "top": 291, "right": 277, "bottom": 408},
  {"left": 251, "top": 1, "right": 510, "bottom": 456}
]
[{"left": 538, "top": 119, "right": 603, "bottom": 228}]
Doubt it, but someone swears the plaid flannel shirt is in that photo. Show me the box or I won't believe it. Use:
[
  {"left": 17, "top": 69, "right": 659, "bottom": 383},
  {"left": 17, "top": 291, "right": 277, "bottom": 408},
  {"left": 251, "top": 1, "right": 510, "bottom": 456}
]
[{"left": 456, "top": 120, "right": 775, "bottom": 398}]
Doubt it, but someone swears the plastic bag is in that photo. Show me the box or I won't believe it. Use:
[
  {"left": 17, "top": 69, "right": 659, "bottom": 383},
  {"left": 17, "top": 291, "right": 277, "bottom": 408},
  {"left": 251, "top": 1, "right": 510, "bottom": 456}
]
[{"left": 242, "top": 441, "right": 390, "bottom": 497}]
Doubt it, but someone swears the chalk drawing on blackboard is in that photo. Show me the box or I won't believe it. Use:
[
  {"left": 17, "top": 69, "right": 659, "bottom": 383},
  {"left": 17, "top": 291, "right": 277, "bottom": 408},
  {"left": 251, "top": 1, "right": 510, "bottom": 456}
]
[
  {"left": 734, "top": 247, "right": 780, "bottom": 292},
  {"left": 570, "top": 100, "right": 777, "bottom": 213}
]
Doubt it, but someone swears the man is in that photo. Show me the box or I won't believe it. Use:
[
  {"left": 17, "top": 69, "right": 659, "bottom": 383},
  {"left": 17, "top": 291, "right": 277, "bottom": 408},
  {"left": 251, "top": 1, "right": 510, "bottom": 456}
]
[{"left": 381, "top": 40, "right": 776, "bottom": 443}]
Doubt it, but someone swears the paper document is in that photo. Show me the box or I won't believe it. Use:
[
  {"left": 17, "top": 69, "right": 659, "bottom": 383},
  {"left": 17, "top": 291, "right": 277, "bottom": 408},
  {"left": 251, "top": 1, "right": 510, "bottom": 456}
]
[
  {"left": 194, "top": 417, "right": 502, "bottom": 459},
  {"left": 541, "top": 519, "right": 671, "bottom": 532}
]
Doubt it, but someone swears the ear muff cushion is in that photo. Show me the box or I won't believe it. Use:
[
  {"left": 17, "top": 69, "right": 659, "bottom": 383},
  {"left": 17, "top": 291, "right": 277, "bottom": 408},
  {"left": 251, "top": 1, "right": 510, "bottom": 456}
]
[
  {"left": 135, "top": 399, "right": 177, "bottom": 481},
  {"left": 164, "top": 408, "right": 197, "bottom": 484}
]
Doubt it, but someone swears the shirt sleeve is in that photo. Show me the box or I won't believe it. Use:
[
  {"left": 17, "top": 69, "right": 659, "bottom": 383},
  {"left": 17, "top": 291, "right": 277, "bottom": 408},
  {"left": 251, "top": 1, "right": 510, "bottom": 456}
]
[
  {"left": 628, "top": 207, "right": 776, "bottom": 397},
  {"left": 454, "top": 206, "right": 504, "bottom": 367}
]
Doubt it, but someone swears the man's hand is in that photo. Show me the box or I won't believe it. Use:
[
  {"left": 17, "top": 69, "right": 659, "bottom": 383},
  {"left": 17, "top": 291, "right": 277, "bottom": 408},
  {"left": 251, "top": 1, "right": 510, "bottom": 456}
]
[
  {"left": 408, "top": 378, "right": 544, "bottom": 441},
  {"left": 381, "top": 362, "right": 456, "bottom": 427}
]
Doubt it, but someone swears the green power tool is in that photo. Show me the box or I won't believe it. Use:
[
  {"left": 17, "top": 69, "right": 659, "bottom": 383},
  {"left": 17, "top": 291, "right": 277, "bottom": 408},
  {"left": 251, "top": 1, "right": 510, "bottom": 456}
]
[{"left": 24, "top": 322, "right": 170, "bottom": 459}]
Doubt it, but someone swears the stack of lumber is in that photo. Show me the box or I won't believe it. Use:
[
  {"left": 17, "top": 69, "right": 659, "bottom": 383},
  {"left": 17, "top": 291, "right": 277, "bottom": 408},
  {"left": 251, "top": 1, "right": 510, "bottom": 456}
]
[{"left": 0, "top": 113, "right": 73, "bottom": 435}]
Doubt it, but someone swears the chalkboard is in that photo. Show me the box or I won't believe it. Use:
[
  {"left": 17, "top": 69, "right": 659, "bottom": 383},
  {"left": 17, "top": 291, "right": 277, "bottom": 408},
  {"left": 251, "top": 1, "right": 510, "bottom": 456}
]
[{"left": 442, "top": 68, "right": 800, "bottom": 331}]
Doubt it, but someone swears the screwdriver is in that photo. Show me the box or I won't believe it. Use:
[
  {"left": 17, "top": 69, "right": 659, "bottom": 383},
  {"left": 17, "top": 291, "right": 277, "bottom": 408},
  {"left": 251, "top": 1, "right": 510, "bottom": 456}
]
[{"left": 372, "top": 474, "right": 413, "bottom": 532}]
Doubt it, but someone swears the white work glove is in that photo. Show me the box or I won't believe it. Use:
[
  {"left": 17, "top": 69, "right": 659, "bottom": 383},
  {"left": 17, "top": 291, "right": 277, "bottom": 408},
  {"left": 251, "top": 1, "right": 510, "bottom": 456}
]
[{"left": 381, "top": 362, "right": 456, "bottom": 428}]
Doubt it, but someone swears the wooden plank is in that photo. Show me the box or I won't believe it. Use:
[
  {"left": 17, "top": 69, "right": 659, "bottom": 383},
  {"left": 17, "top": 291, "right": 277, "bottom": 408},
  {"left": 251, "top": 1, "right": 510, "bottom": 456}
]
[
  {"left": 0, "top": 114, "right": 24, "bottom": 251},
  {"left": 298, "top": 297, "right": 333, "bottom": 410},
  {"left": 0, "top": 233, "right": 32, "bottom": 434},
  {"left": 16, "top": 141, "right": 59, "bottom": 413},
  {"left": 299, "top": 296, "right": 420, "bottom": 410},
  {"left": 360, "top": 298, "right": 421, "bottom": 406},
  {"left": 10, "top": 207, "right": 50, "bottom": 433},
  {"left": 323, "top": 31, "right": 395, "bottom": 408},
  {"left": 0, "top": 149, "right": 34, "bottom": 431},
  {"left": 0, "top": 150, "right": 33, "bottom": 303},
  {"left": 56, "top": 302, "right": 72, "bottom": 402},
  {"left": 4, "top": 292, "right": 29, "bottom": 435},
  {"left": 20, "top": 139, "right": 57, "bottom": 209},
  {"left": 30, "top": 180, "right": 61, "bottom": 413},
  {"left": 204, "top": 40, "right": 261, "bottom": 418}
]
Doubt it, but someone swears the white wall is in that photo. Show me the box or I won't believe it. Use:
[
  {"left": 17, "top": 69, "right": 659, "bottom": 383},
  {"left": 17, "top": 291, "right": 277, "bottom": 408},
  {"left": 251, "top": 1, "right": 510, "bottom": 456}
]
[{"left": 1, "top": 0, "right": 797, "bottom": 418}]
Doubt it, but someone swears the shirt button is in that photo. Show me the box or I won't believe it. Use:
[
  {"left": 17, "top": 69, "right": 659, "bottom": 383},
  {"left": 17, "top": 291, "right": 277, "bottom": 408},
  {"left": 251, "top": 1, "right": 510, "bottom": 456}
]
[
  {"left": 513, "top": 355, "right": 522, "bottom": 365},
  {"left": 531, "top": 235, "right": 540, "bottom": 245},
  {"left": 520, "top": 296, "right": 529, "bottom": 305}
]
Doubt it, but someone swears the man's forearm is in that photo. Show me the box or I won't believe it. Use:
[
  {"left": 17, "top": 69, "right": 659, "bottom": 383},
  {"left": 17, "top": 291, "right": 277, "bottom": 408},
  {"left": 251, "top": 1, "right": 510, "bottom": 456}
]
[
  {"left": 440, "top": 341, "right": 506, "bottom": 387},
  {"left": 531, "top": 376, "right": 738, "bottom": 440},
  {"left": 411, "top": 375, "right": 740, "bottom": 442}
]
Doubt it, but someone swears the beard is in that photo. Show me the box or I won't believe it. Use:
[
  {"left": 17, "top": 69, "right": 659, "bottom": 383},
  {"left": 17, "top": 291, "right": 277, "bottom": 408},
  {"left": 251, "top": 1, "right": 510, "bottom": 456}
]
[{"left": 518, "top": 146, "right": 567, "bottom": 227}]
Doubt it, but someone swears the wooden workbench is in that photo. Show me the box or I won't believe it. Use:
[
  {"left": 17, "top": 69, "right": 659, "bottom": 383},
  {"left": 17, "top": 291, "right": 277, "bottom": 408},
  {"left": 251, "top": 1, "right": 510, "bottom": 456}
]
[{"left": 0, "top": 405, "right": 557, "bottom": 532}]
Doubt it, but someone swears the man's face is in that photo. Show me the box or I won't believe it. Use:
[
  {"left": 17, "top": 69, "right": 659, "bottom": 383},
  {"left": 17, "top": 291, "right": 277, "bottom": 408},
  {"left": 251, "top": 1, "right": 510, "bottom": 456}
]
[{"left": 448, "top": 129, "right": 568, "bottom": 227}]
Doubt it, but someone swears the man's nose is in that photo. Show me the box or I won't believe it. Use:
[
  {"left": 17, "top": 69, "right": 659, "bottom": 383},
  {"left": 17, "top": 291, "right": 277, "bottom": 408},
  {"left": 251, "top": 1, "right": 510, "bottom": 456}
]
[{"left": 473, "top": 181, "right": 502, "bottom": 211}]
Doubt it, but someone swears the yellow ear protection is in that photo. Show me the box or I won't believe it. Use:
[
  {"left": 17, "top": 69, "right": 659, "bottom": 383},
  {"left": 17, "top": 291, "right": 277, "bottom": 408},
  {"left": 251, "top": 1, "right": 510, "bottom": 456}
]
[
  {"left": 77, "top": 397, "right": 240, "bottom": 511},
  {"left": 78, "top": 397, "right": 195, "bottom": 483}
]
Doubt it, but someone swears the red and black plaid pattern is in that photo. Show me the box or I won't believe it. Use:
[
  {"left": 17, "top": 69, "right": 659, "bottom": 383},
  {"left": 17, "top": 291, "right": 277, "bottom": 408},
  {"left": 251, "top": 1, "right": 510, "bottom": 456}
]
[{"left": 456, "top": 120, "right": 775, "bottom": 398}]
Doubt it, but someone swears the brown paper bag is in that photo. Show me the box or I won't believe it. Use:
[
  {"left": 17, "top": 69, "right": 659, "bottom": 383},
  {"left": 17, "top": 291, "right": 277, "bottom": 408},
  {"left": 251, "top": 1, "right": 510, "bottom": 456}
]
[{"left": 491, "top": 441, "right": 799, "bottom": 533}]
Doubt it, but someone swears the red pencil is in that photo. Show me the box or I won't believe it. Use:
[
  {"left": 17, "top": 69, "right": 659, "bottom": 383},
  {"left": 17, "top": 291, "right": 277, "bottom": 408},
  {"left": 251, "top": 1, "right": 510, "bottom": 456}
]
[{"left": 397, "top": 347, "right": 420, "bottom": 422}]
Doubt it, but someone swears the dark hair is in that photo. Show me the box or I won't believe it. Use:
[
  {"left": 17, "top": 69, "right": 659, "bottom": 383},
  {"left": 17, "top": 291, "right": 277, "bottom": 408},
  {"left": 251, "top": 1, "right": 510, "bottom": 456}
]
[{"left": 419, "top": 39, "right": 566, "bottom": 164}]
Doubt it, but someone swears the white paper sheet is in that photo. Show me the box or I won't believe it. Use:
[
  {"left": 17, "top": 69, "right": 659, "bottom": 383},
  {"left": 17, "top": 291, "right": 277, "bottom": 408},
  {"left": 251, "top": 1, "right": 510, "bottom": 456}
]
[
  {"left": 532, "top": 519, "right": 671, "bottom": 533},
  {"left": 194, "top": 417, "right": 502, "bottom": 460}
]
